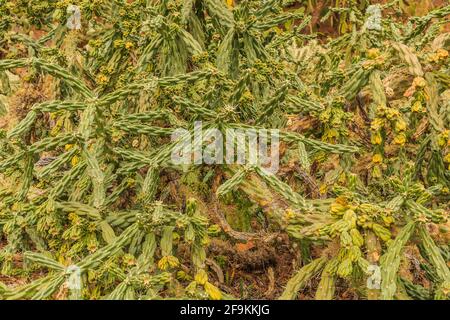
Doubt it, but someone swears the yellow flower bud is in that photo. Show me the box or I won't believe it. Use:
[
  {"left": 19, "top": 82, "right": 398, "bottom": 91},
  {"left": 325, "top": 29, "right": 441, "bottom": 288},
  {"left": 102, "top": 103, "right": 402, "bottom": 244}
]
[
  {"left": 412, "top": 77, "right": 426, "bottom": 88},
  {"left": 372, "top": 154, "right": 383, "bottom": 164},
  {"left": 331, "top": 202, "right": 347, "bottom": 215},
  {"left": 444, "top": 153, "right": 450, "bottom": 163},
  {"left": 367, "top": 48, "right": 380, "bottom": 59},
  {"left": 436, "top": 48, "right": 448, "bottom": 59},
  {"left": 371, "top": 132, "right": 382, "bottom": 145},
  {"left": 394, "top": 133, "right": 406, "bottom": 146},
  {"left": 158, "top": 256, "right": 179, "bottom": 270},
  {"left": 204, "top": 282, "right": 222, "bottom": 300},
  {"left": 371, "top": 118, "right": 384, "bottom": 131},
  {"left": 411, "top": 101, "right": 422, "bottom": 112},
  {"left": 125, "top": 41, "right": 134, "bottom": 50},
  {"left": 385, "top": 108, "right": 400, "bottom": 120},
  {"left": 285, "top": 208, "right": 296, "bottom": 219},
  {"left": 71, "top": 155, "right": 79, "bottom": 166},
  {"left": 96, "top": 74, "right": 109, "bottom": 85},
  {"left": 194, "top": 269, "right": 208, "bottom": 285},
  {"left": 395, "top": 119, "right": 407, "bottom": 132}
]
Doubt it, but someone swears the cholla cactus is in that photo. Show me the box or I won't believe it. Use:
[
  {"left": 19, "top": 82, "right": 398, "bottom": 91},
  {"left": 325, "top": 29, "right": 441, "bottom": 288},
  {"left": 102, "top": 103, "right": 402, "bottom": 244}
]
[{"left": 0, "top": 0, "right": 449, "bottom": 300}]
